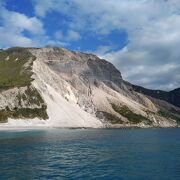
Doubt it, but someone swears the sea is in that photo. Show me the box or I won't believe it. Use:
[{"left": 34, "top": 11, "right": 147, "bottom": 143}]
[{"left": 0, "top": 128, "right": 180, "bottom": 180}]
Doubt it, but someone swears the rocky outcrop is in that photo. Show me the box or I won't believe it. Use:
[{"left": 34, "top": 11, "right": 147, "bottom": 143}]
[
  {"left": 0, "top": 47, "right": 179, "bottom": 128},
  {"left": 29, "top": 47, "right": 180, "bottom": 127}
]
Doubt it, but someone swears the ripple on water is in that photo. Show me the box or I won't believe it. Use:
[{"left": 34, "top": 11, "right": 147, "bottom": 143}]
[{"left": 0, "top": 128, "right": 180, "bottom": 179}]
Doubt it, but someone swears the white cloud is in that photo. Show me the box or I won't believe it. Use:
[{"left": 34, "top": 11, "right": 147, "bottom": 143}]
[
  {"left": 33, "top": 0, "right": 53, "bottom": 17},
  {"left": 55, "top": 31, "right": 63, "bottom": 40},
  {"left": 66, "top": 30, "right": 80, "bottom": 41},
  {"left": 0, "top": 2, "right": 44, "bottom": 48},
  {"left": 0, "top": 27, "right": 34, "bottom": 47},
  {"left": 33, "top": 0, "right": 72, "bottom": 18},
  {"left": 3, "top": 12, "right": 43, "bottom": 35},
  {"left": 46, "top": 39, "right": 69, "bottom": 47},
  {"left": 94, "top": 45, "right": 113, "bottom": 55},
  {"left": 3, "top": 0, "right": 180, "bottom": 90},
  {"left": 32, "top": 0, "right": 180, "bottom": 90},
  {"left": 55, "top": 30, "right": 81, "bottom": 42}
]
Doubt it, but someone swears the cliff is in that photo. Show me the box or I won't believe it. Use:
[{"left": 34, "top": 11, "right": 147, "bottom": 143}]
[{"left": 0, "top": 47, "right": 179, "bottom": 128}]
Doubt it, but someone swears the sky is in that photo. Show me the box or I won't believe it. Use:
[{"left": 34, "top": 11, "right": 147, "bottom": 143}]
[{"left": 0, "top": 0, "right": 180, "bottom": 91}]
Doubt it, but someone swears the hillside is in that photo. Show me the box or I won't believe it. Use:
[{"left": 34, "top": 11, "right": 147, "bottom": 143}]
[
  {"left": 129, "top": 83, "right": 180, "bottom": 108},
  {"left": 0, "top": 48, "right": 48, "bottom": 123},
  {"left": 0, "top": 47, "right": 179, "bottom": 128}
]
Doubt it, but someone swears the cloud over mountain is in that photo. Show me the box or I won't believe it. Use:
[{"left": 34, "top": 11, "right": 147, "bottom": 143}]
[{"left": 0, "top": 0, "right": 179, "bottom": 90}]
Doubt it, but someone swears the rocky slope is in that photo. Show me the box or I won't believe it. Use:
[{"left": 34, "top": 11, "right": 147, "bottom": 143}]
[
  {"left": 129, "top": 83, "right": 180, "bottom": 108},
  {"left": 0, "top": 47, "right": 179, "bottom": 128}
]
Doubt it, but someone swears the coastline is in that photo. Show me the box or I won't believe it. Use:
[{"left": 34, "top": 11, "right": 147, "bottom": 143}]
[{"left": 0, "top": 123, "right": 179, "bottom": 131}]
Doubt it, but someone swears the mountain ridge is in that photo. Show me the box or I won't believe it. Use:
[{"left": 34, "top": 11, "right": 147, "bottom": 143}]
[
  {"left": 0, "top": 47, "right": 179, "bottom": 128},
  {"left": 126, "top": 82, "right": 180, "bottom": 108}
]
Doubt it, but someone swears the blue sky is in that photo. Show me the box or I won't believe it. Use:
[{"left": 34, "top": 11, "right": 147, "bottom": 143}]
[
  {"left": 0, "top": 0, "right": 180, "bottom": 90},
  {"left": 1, "top": 0, "right": 128, "bottom": 52}
]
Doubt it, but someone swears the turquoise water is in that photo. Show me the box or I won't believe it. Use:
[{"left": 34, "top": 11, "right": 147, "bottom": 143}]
[{"left": 0, "top": 128, "right": 180, "bottom": 180}]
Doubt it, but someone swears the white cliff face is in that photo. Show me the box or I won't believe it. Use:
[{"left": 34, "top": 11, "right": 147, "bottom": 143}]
[
  {"left": 0, "top": 47, "right": 179, "bottom": 128},
  {"left": 29, "top": 48, "right": 178, "bottom": 128},
  {"left": 31, "top": 55, "right": 103, "bottom": 128}
]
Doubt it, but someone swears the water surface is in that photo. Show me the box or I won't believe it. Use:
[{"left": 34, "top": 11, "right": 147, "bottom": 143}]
[{"left": 0, "top": 128, "right": 180, "bottom": 179}]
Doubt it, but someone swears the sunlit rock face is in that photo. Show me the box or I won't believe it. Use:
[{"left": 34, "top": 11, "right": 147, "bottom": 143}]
[{"left": 0, "top": 47, "right": 179, "bottom": 128}]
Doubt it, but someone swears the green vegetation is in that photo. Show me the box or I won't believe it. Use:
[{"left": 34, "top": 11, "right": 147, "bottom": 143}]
[
  {"left": 111, "top": 103, "right": 152, "bottom": 124},
  {"left": 0, "top": 107, "right": 10, "bottom": 123},
  {"left": 0, "top": 106, "right": 48, "bottom": 123},
  {"left": 99, "top": 111, "right": 124, "bottom": 124},
  {"left": 0, "top": 48, "right": 49, "bottom": 122},
  {"left": 0, "top": 47, "right": 35, "bottom": 90},
  {"left": 0, "top": 86, "right": 49, "bottom": 122},
  {"left": 158, "top": 109, "right": 180, "bottom": 123},
  {"left": 18, "top": 86, "right": 45, "bottom": 107}
]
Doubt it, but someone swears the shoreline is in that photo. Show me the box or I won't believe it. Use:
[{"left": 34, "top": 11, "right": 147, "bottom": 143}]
[
  {"left": 0, "top": 118, "right": 179, "bottom": 131},
  {"left": 0, "top": 125, "right": 179, "bottom": 131}
]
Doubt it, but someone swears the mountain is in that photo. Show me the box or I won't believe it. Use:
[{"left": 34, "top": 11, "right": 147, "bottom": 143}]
[
  {"left": 0, "top": 47, "right": 179, "bottom": 128},
  {"left": 129, "top": 84, "right": 180, "bottom": 108}
]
